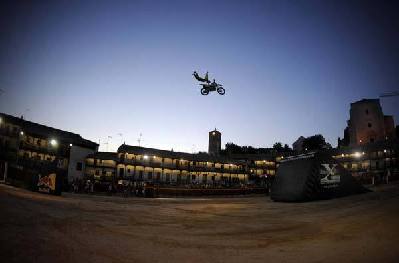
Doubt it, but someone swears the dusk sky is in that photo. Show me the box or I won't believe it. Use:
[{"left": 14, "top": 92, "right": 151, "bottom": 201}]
[{"left": 1, "top": 0, "right": 398, "bottom": 152}]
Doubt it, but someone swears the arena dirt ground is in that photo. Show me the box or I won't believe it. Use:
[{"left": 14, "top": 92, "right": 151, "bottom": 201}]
[{"left": 1, "top": 183, "right": 399, "bottom": 263}]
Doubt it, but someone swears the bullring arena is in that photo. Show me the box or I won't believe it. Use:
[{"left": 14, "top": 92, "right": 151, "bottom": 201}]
[{"left": 1, "top": 183, "right": 398, "bottom": 263}]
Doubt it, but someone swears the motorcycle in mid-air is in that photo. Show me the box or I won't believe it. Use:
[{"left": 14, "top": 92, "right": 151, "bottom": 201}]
[{"left": 193, "top": 71, "right": 225, "bottom": 95}]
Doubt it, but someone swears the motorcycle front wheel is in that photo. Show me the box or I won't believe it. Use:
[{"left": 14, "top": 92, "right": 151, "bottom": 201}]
[
  {"left": 217, "top": 87, "right": 225, "bottom": 95},
  {"left": 201, "top": 88, "right": 209, "bottom": 95}
]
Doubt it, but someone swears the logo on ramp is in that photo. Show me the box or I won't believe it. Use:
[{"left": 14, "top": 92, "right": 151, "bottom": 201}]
[{"left": 320, "top": 164, "right": 340, "bottom": 188}]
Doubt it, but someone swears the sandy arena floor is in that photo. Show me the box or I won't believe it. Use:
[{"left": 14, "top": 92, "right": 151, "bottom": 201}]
[{"left": 1, "top": 183, "right": 399, "bottom": 263}]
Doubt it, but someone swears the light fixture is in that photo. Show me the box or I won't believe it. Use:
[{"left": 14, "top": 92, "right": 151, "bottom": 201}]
[
  {"left": 143, "top": 155, "right": 148, "bottom": 159},
  {"left": 50, "top": 139, "right": 58, "bottom": 147},
  {"left": 69, "top": 143, "right": 73, "bottom": 147},
  {"left": 212, "top": 132, "right": 215, "bottom": 135},
  {"left": 353, "top": 152, "right": 361, "bottom": 158},
  {"left": 362, "top": 152, "right": 365, "bottom": 155},
  {"left": 341, "top": 154, "right": 344, "bottom": 157},
  {"left": 20, "top": 131, "right": 24, "bottom": 135},
  {"left": 359, "top": 139, "right": 362, "bottom": 143},
  {"left": 384, "top": 149, "right": 387, "bottom": 153}
]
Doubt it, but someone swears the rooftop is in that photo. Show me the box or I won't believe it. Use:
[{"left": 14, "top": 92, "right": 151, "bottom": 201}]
[
  {"left": 118, "top": 144, "right": 245, "bottom": 164},
  {"left": 0, "top": 112, "right": 98, "bottom": 149}
]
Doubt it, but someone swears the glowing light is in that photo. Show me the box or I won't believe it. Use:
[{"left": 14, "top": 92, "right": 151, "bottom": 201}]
[
  {"left": 153, "top": 155, "right": 157, "bottom": 159},
  {"left": 384, "top": 149, "right": 387, "bottom": 153},
  {"left": 69, "top": 143, "right": 73, "bottom": 147},
  {"left": 353, "top": 152, "right": 361, "bottom": 158},
  {"left": 20, "top": 131, "right": 24, "bottom": 135},
  {"left": 143, "top": 155, "right": 148, "bottom": 159},
  {"left": 50, "top": 139, "right": 58, "bottom": 146},
  {"left": 341, "top": 154, "right": 344, "bottom": 157},
  {"left": 0, "top": 117, "right": 2, "bottom": 123},
  {"left": 212, "top": 132, "right": 215, "bottom": 135},
  {"left": 359, "top": 139, "right": 362, "bottom": 143}
]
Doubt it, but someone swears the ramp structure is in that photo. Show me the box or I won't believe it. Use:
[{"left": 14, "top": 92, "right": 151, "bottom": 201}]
[{"left": 271, "top": 151, "right": 368, "bottom": 202}]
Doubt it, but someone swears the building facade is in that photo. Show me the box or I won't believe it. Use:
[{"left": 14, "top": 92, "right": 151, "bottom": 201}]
[
  {"left": 84, "top": 142, "right": 283, "bottom": 188},
  {"left": 85, "top": 145, "right": 249, "bottom": 186},
  {"left": 335, "top": 99, "right": 398, "bottom": 182},
  {"left": 339, "top": 99, "right": 396, "bottom": 147},
  {"left": 332, "top": 139, "right": 399, "bottom": 182},
  {"left": 0, "top": 113, "right": 98, "bottom": 187}
]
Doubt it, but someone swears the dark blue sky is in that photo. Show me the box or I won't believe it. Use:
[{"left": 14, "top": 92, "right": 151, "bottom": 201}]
[{"left": 1, "top": 0, "right": 398, "bottom": 152}]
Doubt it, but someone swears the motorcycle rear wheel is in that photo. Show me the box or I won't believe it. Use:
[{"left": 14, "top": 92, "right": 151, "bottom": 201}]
[{"left": 201, "top": 88, "right": 209, "bottom": 95}]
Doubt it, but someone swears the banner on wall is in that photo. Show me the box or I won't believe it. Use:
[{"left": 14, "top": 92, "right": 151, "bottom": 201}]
[{"left": 36, "top": 173, "right": 61, "bottom": 195}]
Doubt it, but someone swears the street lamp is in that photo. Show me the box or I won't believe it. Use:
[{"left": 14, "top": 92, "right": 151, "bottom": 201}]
[{"left": 50, "top": 139, "right": 58, "bottom": 147}]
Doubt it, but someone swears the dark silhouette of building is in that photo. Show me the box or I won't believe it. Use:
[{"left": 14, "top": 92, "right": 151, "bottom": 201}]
[
  {"left": 208, "top": 129, "right": 221, "bottom": 156},
  {"left": 339, "top": 99, "right": 396, "bottom": 147},
  {"left": 292, "top": 136, "right": 305, "bottom": 152}
]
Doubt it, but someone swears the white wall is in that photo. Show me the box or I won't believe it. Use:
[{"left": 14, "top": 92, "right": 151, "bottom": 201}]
[{"left": 68, "top": 145, "right": 96, "bottom": 183}]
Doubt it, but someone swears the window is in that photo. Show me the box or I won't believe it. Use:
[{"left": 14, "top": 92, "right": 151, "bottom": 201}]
[
  {"left": 76, "top": 162, "right": 83, "bottom": 171},
  {"left": 368, "top": 123, "right": 372, "bottom": 128},
  {"left": 119, "top": 168, "right": 124, "bottom": 176}
]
